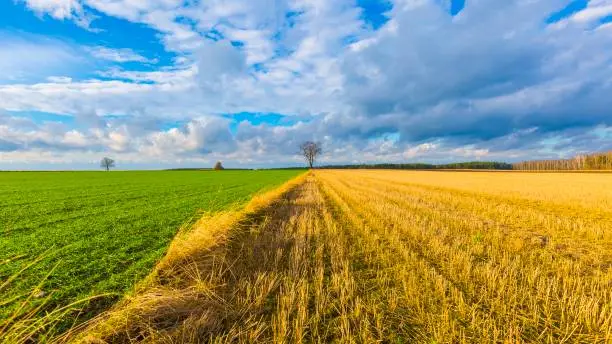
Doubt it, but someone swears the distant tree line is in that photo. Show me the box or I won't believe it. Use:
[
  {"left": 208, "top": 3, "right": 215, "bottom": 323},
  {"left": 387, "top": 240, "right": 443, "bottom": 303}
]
[
  {"left": 320, "top": 161, "right": 513, "bottom": 170},
  {"left": 513, "top": 150, "right": 612, "bottom": 171},
  {"left": 438, "top": 161, "right": 513, "bottom": 170},
  {"left": 321, "top": 163, "right": 433, "bottom": 170},
  {"left": 165, "top": 168, "right": 252, "bottom": 171}
]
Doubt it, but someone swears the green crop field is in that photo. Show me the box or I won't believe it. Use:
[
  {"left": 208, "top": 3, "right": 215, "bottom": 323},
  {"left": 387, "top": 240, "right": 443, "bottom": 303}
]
[{"left": 0, "top": 170, "right": 303, "bottom": 332}]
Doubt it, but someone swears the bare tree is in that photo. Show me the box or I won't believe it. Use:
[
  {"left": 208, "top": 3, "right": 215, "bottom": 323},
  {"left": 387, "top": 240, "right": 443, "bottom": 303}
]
[
  {"left": 300, "top": 141, "right": 322, "bottom": 169},
  {"left": 512, "top": 150, "right": 612, "bottom": 171},
  {"left": 100, "top": 157, "right": 115, "bottom": 171}
]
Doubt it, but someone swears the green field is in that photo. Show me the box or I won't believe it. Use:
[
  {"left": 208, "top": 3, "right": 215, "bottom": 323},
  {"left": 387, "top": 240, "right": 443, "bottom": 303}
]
[{"left": 0, "top": 170, "right": 303, "bottom": 330}]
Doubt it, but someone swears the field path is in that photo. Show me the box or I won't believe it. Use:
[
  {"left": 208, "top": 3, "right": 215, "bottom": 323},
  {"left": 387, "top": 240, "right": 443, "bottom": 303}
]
[
  {"left": 78, "top": 174, "right": 411, "bottom": 343},
  {"left": 69, "top": 171, "right": 611, "bottom": 343}
]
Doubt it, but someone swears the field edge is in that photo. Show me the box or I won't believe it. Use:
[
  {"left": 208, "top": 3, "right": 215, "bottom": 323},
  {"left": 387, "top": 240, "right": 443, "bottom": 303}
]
[{"left": 56, "top": 171, "right": 309, "bottom": 343}]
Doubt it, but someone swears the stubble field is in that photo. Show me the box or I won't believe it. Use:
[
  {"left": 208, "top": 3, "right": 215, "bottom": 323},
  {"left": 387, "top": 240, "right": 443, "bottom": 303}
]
[{"left": 75, "top": 170, "right": 612, "bottom": 343}]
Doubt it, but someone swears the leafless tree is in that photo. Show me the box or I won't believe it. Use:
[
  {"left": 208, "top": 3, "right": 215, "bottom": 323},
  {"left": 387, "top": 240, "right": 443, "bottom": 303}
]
[
  {"left": 300, "top": 141, "right": 322, "bottom": 169},
  {"left": 512, "top": 150, "right": 612, "bottom": 171},
  {"left": 100, "top": 157, "right": 115, "bottom": 171}
]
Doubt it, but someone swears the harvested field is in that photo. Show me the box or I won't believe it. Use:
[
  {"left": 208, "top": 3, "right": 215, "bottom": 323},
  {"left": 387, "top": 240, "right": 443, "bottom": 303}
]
[{"left": 72, "top": 170, "right": 612, "bottom": 343}]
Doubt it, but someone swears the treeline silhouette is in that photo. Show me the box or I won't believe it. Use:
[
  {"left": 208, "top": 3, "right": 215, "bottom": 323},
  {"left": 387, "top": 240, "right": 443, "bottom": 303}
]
[
  {"left": 319, "top": 151, "right": 612, "bottom": 171},
  {"left": 163, "top": 150, "right": 612, "bottom": 171},
  {"left": 320, "top": 161, "right": 512, "bottom": 170},
  {"left": 513, "top": 150, "right": 612, "bottom": 171}
]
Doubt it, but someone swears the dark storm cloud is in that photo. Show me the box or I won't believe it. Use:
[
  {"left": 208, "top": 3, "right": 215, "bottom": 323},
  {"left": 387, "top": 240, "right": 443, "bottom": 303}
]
[{"left": 339, "top": 0, "right": 612, "bottom": 146}]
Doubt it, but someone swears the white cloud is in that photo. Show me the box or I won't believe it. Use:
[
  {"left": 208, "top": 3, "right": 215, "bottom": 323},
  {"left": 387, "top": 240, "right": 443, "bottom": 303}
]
[
  {"left": 19, "top": 0, "right": 95, "bottom": 29},
  {"left": 197, "top": 40, "right": 247, "bottom": 83},
  {"left": 86, "top": 46, "right": 157, "bottom": 63},
  {"left": 20, "top": 0, "right": 82, "bottom": 20},
  {"left": 223, "top": 28, "right": 274, "bottom": 64},
  {"left": 570, "top": 2, "right": 612, "bottom": 24},
  {"left": 144, "top": 117, "right": 236, "bottom": 156},
  {"left": 338, "top": 0, "right": 612, "bottom": 141},
  {"left": 0, "top": 34, "right": 85, "bottom": 82},
  {"left": 62, "top": 129, "right": 89, "bottom": 147},
  {"left": 97, "top": 66, "right": 196, "bottom": 83},
  {"left": 4, "top": 0, "right": 612, "bottom": 167},
  {"left": 82, "top": 0, "right": 203, "bottom": 51},
  {"left": 0, "top": 79, "right": 192, "bottom": 118},
  {"left": 550, "top": 0, "right": 612, "bottom": 29},
  {"left": 46, "top": 76, "right": 73, "bottom": 83},
  {"left": 403, "top": 142, "right": 439, "bottom": 159}
]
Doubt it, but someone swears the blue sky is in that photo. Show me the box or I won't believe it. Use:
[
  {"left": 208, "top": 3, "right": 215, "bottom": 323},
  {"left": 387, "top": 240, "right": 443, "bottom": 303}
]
[{"left": 1, "top": 0, "right": 612, "bottom": 169}]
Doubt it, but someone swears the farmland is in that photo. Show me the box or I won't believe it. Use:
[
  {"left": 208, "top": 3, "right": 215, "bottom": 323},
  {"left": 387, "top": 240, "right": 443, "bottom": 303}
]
[
  {"left": 0, "top": 170, "right": 303, "bottom": 336},
  {"left": 76, "top": 170, "right": 612, "bottom": 343}
]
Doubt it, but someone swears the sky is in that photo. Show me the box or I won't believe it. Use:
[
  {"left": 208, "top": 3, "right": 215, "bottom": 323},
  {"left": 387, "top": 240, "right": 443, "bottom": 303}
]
[{"left": 0, "top": 0, "right": 611, "bottom": 170}]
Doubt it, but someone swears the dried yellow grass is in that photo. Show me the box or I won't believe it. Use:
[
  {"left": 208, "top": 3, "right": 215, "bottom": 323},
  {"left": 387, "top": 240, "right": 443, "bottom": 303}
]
[
  {"left": 315, "top": 170, "right": 612, "bottom": 342},
  {"left": 59, "top": 172, "right": 308, "bottom": 343},
  {"left": 61, "top": 170, "right": 611, "bottom": 343},
  {"left": 354, "top": 170, "right": 612, "bottom": 212}
]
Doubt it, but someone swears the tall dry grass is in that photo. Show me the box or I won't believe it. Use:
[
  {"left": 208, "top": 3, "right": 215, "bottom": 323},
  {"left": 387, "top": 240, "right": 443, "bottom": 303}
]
[
  {"left": 61, "top": 170, "right": 611, "bottom": 343},
  {"left": 0, "top": 251, "right": 113, "bottom": 344}
]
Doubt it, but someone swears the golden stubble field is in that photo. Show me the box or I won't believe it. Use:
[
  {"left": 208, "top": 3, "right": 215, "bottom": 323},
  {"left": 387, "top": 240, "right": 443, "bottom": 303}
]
[{"left": 68, "top": 170, "right": 611, "bottom": 343}]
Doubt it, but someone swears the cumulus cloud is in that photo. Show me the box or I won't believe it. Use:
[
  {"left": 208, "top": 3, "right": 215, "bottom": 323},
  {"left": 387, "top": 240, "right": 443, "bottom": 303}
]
[
  {"left": 144, "top": 117, "right": 237, "bottom": 156},
  {"left": 19, "top": 0, "right": 82, "bottom": 20},
  {"left": 0, "top": 112, "right": 235, "bottom": 158},
  {"left": 19, "top": 0, "right": 95, "bottom": 29},
  {"left": 197, "top": 40, "right": 247, "bottom": 85},
  {"left": 557, "top": 0, "right": 612, "bottom": 26},
  {"left": 338, "top": 0, "right": 612, "bottom": 143},
  {"left": 3, "top": 0, "right": 612, "bottom": 168}
]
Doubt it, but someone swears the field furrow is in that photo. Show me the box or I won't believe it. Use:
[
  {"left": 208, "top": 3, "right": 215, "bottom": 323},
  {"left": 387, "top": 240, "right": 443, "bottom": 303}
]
[
  {"left": 3, "top": 170, "right": 611, "bottom": 343},
  {"left": 71, "top": 170, "right": 612, "bottom": 343},
  {"left": 316, "top": 170, "right": 612, "bottom": 342}
]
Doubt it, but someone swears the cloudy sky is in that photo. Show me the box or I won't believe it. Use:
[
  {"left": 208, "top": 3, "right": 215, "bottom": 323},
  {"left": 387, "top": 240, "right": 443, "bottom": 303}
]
[{"left": 0, "top": 0, "right": 611, "bottom": 169}]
